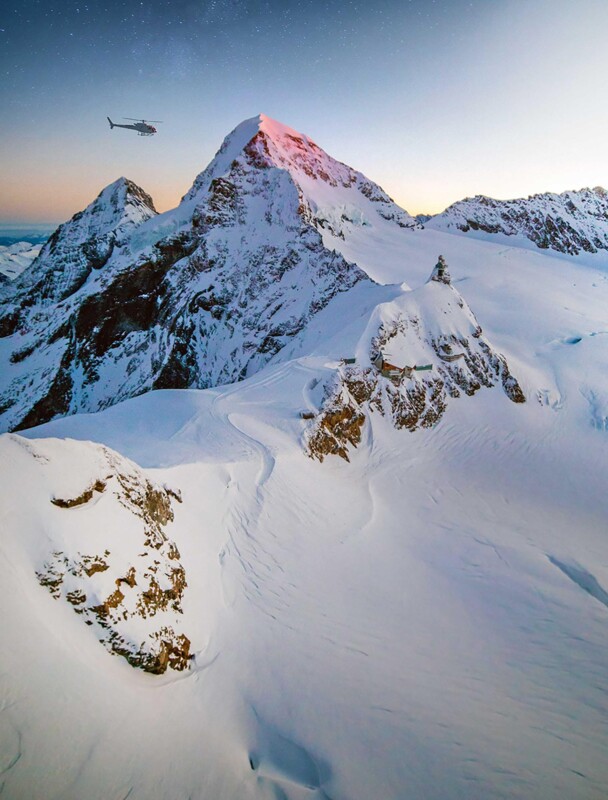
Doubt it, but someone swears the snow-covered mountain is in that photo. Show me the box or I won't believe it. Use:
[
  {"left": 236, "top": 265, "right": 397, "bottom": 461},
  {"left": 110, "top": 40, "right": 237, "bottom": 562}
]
[
  {"left": 2, "top": 115, "right": 608, "bottom": 800},
  {"left": 183, "top": 114, "right": 416, "bottom": 234},
  {"left": 427, "top": 186, "right": 608, "bottom": 255},
  {"left": 0, "top": 115, "right": 420, "bottom": 433},
  {"left": 0, "top": 241, "right": 43, "bottom": 283}
]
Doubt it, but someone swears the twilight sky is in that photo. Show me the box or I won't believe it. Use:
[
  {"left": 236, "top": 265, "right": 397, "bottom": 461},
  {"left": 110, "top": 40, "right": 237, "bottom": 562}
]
[{"left": 1, "top": 0, "right": 607, "bottom": 223}]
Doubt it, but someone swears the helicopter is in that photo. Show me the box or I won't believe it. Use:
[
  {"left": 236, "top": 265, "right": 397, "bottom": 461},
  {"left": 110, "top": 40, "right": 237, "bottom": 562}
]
[{"left": 107, "top": 117, "right": 162, "bottom": 136}]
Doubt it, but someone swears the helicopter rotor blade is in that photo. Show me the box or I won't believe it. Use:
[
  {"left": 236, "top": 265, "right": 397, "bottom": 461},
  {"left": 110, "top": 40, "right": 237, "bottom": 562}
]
[{"left": 122, "top": 117, "right": 163, "bottom": 123}]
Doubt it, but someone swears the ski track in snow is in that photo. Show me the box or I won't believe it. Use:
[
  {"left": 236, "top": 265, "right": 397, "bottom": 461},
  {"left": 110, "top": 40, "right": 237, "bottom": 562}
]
[{"left": 548, "top": 557, "right": 608, "bottom": 610}]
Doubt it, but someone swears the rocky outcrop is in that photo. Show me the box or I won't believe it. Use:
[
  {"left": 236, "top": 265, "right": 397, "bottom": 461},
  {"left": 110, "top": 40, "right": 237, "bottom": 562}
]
[
  {"left": 32, "top": 440, "right": 190, "bottom": 674},
  {"left": 427, "top": 187, "right": 608, "bottom": 255},
  {"left": 307, "top": 260, "right": 525, "bottom": 461}
]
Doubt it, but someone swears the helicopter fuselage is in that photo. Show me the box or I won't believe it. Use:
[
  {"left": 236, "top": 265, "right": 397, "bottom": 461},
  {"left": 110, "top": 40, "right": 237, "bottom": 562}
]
[{"left": 107, "top": 117, "right": 157, "bottom": 136}]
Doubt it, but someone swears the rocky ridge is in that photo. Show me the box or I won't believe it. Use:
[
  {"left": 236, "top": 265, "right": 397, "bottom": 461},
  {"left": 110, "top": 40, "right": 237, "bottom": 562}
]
[{"left": 426, "top": 186, "right": 608, "bottom": 255}]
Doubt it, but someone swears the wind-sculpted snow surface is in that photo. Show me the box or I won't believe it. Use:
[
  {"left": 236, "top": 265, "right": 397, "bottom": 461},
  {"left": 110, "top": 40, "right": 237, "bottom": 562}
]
[
  {"left": 307, "top": 269, "right": 524, "bottom": 461},
  {"left": 428, "top": 186, "right": 608, "bottom": 255},
  {"left": 2, "top": 336, "right": 608, "bottom": 798}
]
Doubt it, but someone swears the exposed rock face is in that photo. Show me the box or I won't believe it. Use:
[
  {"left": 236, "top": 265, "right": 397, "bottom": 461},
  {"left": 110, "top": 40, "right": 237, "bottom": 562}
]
[
  {"left": 427, "top": 187, "right": 608, "bottom": 255},
  {"left": 28, "top": 437, "right": 191, "bottom": 674},
  {"left": 0, "top": 116, "right": 385, "bottom": 433},
  {"left": 307, "top": 262, "right": 525, "bottom": 461}
]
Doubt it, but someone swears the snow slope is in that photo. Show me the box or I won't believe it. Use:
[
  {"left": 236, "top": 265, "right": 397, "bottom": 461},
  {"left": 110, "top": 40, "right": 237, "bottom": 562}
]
[
  {"left": 2, "top": 221, "right": 608, "bottom": 797},
  {"left": 3, "top": 349, "right": 608, "bottom": 798}
]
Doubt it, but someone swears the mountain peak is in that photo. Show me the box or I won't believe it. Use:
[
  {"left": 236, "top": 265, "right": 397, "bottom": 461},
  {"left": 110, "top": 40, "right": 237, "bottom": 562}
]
[
  {"left": 182, "top": 114, "right": 416, "bottom": 243},
  {"left": 181, "top": 113, "right": 333, "bottom": 202},
  {"left": 0, "top": 115, "right": 416, "bottom": 431},
  {"left": 221, "top": 113, "right": 319, "bottom": 150},
  {"left": 97, "top": 176, "right": 157, "bottom": 216},
  {"left": 11, "top": 176, "right": 156, "bottom": 301},
  {"left": 243, "top": 113, "right": 354, "bottom": 183},
  {"left": 257, "top": 113, "right": 317, "bottom": 147}
]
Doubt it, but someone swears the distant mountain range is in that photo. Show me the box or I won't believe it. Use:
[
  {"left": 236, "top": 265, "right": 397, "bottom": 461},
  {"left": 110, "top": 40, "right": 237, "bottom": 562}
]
[
  {"left": 0, "top": 241, "right": 43, "bottom": 283},
  {"left": 427, "top": 186, "right": 608, "bottom": 255}
]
